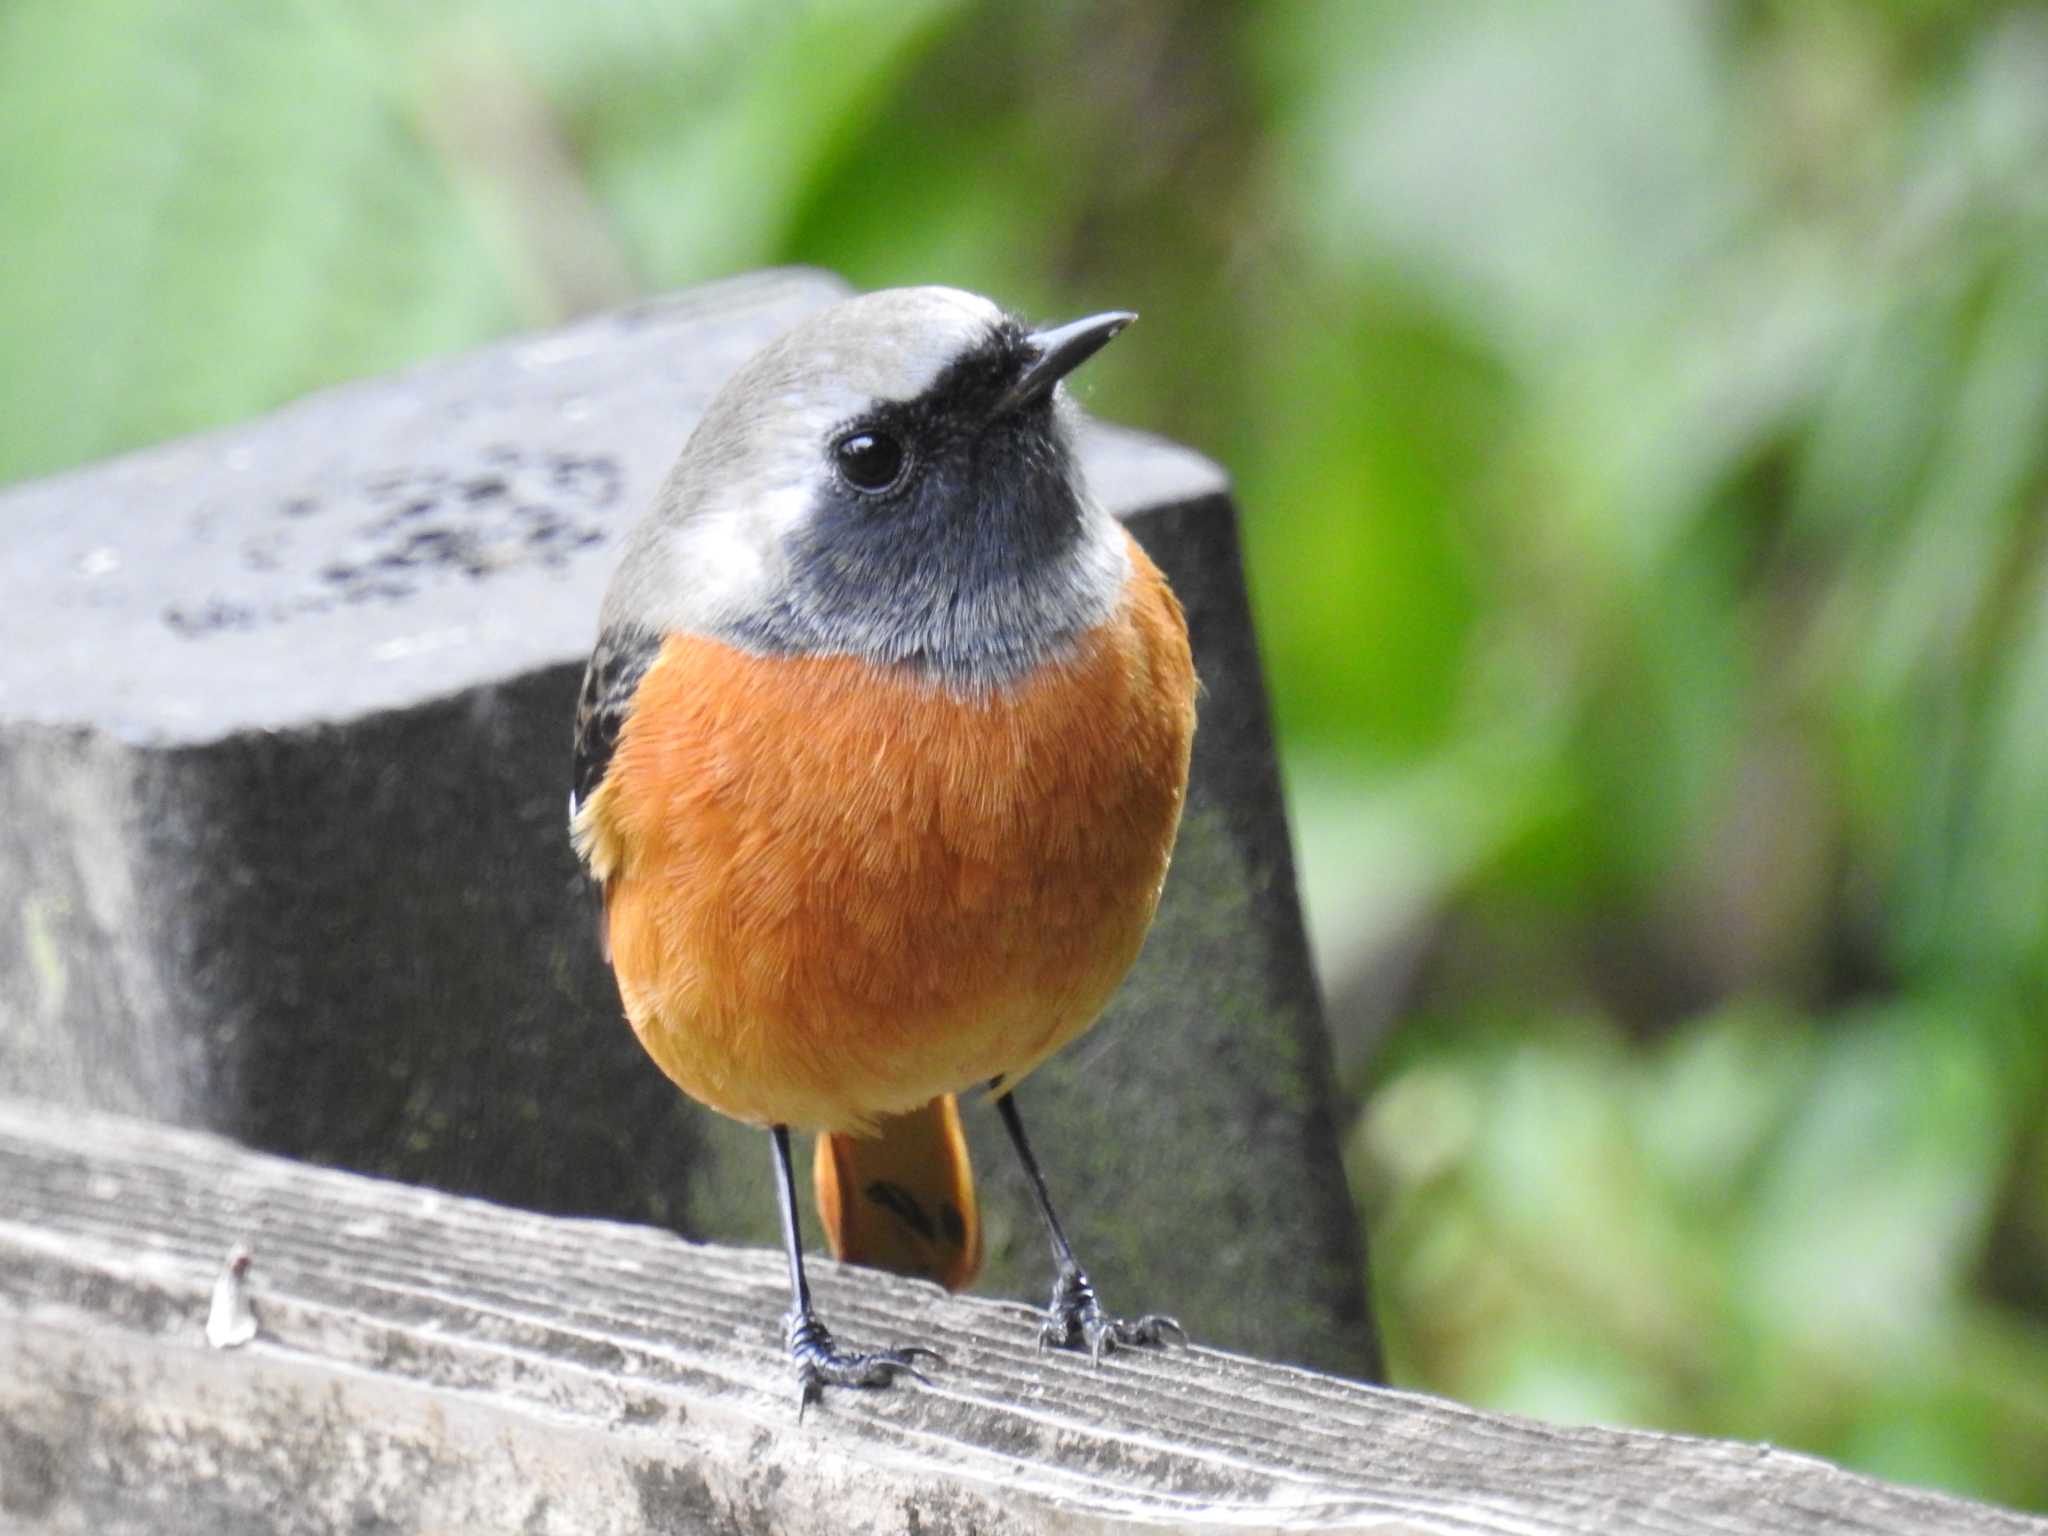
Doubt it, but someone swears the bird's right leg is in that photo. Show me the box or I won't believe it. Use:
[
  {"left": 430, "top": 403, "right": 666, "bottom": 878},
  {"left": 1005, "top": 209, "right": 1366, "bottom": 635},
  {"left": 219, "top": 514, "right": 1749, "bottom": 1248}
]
[
  {"left": 770, "top": 1125, "right": 940, "bottom": 1417},
  {"left": 991, "top": 1085, "right": 1186, "bottom": 1361}
]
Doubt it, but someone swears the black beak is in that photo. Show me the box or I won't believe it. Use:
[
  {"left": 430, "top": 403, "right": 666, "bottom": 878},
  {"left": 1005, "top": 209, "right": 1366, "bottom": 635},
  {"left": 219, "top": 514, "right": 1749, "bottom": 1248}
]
[{"left": 994, "top": 310, "right": 1137, "bottom": 416}]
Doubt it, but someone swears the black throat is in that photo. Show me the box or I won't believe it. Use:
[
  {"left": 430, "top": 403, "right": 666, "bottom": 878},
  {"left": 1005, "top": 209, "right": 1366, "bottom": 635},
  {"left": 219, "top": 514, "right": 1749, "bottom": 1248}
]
[{"left": 722, "top": 326, "right": 1118, "bottom": 691}]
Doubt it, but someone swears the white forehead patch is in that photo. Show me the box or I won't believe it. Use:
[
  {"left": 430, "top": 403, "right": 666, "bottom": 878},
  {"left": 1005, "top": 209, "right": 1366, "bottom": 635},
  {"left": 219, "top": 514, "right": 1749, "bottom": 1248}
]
[
  {"left": 798, "top": 286, "right": 1009, "bottom": 405},
  {"left": 602, "top": 286, "right": 1034, "bottom": 640}
]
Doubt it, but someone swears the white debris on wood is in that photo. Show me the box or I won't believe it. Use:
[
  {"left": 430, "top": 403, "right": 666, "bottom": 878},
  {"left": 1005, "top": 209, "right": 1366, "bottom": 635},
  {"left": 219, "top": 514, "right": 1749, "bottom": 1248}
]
[{"left": 204, "top": 1242, "right": 258, "bottom": 1348}]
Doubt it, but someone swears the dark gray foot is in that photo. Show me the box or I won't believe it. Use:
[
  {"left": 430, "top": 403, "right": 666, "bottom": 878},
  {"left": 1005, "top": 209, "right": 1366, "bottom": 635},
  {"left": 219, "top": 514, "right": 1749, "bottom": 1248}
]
[
  {"left": 786, "top": 1310, "right": 940, "bottom": 1418},
  {"left": 1038, "top": 1262, "right": 1186, "bottom": 1363}
]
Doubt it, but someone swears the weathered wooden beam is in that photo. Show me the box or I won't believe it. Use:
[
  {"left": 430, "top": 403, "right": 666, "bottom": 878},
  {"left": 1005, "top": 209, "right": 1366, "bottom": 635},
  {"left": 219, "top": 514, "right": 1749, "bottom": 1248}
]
[{"left": 2, "top": 1100, "right": 2037, "bottom": 1536}]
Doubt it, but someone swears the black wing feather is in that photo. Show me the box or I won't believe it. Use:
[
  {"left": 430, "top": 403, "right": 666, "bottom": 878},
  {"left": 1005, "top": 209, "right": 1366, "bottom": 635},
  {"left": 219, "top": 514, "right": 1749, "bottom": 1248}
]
[{"left": 571, "top": 624, "right": 664, "bottom": 817}]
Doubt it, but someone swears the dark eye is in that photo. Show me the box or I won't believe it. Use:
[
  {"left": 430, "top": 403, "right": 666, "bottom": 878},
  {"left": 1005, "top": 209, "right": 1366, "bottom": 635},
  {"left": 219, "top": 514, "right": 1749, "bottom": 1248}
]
[{"left": 831, "top": 430, "right": 907, "bottom": 493}]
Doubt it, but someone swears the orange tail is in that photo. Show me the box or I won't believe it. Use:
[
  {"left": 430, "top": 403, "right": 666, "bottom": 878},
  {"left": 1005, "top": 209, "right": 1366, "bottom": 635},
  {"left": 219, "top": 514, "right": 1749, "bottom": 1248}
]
[{"left": 813, "top": 1094, "right": 982, "bottom": 1292}]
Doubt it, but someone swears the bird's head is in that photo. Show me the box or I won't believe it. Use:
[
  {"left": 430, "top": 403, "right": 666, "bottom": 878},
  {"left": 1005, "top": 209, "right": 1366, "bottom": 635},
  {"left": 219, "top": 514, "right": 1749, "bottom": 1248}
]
[{"left": 604, "top": 287, "right": 1136, "bottom": 690}]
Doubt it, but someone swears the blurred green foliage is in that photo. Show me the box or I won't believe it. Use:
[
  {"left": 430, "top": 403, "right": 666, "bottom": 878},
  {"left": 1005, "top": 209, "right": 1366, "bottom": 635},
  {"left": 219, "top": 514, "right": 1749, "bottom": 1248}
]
[{"left": 4, "top": 0, "right": 2046, "bottom": 1511}]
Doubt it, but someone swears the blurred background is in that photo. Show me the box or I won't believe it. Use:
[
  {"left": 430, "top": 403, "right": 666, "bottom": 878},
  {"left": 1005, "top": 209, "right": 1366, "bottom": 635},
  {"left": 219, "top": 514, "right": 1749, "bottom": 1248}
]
[{"left": 5, "top": 0, "right": 2046, "bottom": 1510}]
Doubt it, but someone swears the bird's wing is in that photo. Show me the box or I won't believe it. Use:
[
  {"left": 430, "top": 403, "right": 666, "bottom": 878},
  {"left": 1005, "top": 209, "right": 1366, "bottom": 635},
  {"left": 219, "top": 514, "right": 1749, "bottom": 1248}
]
[{"left": 570, "top": 624, "right": 664, "bottom": 823}]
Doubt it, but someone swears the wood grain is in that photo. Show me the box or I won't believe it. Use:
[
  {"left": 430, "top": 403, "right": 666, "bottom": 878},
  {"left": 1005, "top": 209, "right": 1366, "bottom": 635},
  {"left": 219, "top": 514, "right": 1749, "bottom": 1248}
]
[{"left": 1, "top": 1097, "right": 2038, "bottom": 1536}]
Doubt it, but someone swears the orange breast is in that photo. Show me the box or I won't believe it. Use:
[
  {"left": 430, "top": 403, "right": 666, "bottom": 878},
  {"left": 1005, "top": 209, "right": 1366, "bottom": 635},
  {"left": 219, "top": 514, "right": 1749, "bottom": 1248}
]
[{"left": 577, "top": 536, "right": 1195, "bottom": 1132}]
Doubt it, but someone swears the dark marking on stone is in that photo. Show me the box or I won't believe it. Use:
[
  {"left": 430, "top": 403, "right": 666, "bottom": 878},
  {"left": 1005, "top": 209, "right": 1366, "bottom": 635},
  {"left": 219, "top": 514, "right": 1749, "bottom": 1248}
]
[
  {"left": 163, "top": 598, "right": 258, "bottom": 637},
  {"left": 165, "top": 454, "right": 625, "bottom": 639},
  {"left": 242, "top": 532, "right": 285, "bottom": 572}
]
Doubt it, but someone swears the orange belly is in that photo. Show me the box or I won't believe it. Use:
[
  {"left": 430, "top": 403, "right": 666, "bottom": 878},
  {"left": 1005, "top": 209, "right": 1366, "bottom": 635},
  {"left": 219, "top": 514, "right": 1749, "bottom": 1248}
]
[{"left": 576, "top": 540, "right": 1195, "bottom": 1132}]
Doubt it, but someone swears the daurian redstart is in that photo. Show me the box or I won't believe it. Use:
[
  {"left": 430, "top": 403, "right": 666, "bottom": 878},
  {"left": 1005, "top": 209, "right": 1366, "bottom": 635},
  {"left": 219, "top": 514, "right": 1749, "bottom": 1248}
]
[{"left": 570, "top": 286, "right": 1196, "bottom": 1409}]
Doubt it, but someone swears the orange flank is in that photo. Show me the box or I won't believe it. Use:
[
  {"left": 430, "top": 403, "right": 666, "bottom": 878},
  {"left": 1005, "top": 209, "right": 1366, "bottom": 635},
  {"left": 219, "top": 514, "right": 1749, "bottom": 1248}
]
[
  {"left": 573, "top": 534, "right": 1195, "bottom": 1135},
  {"left": 815, "top": 1093, "right": 982, "bottom": 1290}
]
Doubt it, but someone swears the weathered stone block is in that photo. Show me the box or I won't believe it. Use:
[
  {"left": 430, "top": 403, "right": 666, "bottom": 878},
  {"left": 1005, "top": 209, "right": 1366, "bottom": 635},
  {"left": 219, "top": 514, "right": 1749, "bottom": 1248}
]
[{"left": 0, "top": 270, "right": 1375, "bottom": 1379}]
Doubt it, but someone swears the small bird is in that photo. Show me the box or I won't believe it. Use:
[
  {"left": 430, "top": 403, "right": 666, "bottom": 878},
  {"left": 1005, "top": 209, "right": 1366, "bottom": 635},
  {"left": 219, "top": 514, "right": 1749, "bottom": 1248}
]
[{"left": 570, "top": 286, "right": 1196, "bottom": 1409}]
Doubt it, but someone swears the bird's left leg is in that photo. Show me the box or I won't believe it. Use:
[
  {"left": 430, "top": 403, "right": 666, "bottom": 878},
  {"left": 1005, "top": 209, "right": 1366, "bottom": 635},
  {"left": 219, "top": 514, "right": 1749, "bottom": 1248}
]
[
  {"left": 990, "top": 1084, "right": 1186, "bottom": 1361},
  {"left": 770, "top": 1125, "right": 939, "bottom": 1417}
]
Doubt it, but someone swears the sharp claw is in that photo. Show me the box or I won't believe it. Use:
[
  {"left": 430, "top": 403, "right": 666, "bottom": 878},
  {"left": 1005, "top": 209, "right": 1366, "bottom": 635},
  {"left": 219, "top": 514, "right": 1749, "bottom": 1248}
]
[
  {"left": 1121, "top": 1313, "right": 1185, "bottom": 1348},
  {"left": 784, "top": 1312, "right": 942, "bottom": 1412},
  {"left": 879, "top": 1345, "right": 942, "bottom": 1388},
  {"left": 1037, "top": 1267, "right": 1185, "bottom": 1362}
]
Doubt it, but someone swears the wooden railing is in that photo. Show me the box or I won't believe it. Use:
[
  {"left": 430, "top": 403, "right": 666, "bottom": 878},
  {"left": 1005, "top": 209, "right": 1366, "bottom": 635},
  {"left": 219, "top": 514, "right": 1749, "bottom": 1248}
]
[{"left": 4, "top": 1099, "right": 2038, "bottom": 1535}]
